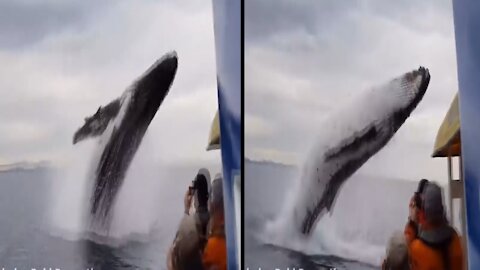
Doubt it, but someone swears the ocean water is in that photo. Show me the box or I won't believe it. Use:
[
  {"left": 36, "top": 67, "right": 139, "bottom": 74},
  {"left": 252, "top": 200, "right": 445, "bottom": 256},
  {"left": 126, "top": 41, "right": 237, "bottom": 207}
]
[
  {"left": 0, "top": 163, "right": 207, "bottom": 270},
  {"left": 245, "top": 159, "right": 427, "bottom": 270}
]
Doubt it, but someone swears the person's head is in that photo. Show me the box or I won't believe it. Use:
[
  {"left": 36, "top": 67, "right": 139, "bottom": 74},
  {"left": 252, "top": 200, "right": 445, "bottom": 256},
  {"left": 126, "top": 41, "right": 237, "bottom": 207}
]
[
  {"left": 209, "top": 173, "right": 224, "bottom": 219},
  {"left": 410, "top": 179, "right": 429, "bottom": 223},
  {"left": 420, "top": 181, "right": 446, "bottom": 226},
  {"left": 193, "top": 168, "right": 210, "bottom": 210}
]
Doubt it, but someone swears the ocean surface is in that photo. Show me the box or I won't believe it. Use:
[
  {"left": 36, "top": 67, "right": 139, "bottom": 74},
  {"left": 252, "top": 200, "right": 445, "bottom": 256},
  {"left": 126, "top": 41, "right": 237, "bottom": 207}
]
[
  {"left": 0, "top": 163, "right": 208, "bottom": 270},
  {"left": 244, "top": 159, "right": 454, "bottom": 270},
  {"left": 0, "top": 157, "right": 455, "bottom": 270}
]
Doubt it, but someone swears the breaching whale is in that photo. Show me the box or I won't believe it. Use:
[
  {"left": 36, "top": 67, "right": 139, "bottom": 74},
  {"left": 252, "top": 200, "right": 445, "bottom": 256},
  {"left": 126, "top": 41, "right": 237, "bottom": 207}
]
[
  {"left": 290, "top": 67, "right": 430, "bottom": 236},
  {"left": 73, "top": 51, "right": 178, "bottom": 230}
]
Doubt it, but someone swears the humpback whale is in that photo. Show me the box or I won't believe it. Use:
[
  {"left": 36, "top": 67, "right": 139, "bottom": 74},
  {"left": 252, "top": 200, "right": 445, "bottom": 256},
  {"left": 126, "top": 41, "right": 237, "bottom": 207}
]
[
  {"left": 73, "top": 51, "right": 178, "bottom": 230},
  {"left": 290, "top": 67, "right": 430, "bottom": 236}
]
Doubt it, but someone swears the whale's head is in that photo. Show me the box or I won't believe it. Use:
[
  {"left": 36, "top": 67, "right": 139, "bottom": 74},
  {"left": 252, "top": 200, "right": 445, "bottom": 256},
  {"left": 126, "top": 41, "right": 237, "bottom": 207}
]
[
  {"left": 132, "top": 51, "right": 178, "bottom": 118},
  {"left": 388, "top": 66, "right": 430, "bottom": 129}
]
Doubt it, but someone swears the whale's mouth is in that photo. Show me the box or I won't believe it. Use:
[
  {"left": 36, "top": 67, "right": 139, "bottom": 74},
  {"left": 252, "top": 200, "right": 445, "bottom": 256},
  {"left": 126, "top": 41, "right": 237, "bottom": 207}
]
[
  {"left": 391, "top": 67, "right": 430, "bottom": 130},
  {"left": 296, "top": 67, "right": 430, "bottom": 236}
]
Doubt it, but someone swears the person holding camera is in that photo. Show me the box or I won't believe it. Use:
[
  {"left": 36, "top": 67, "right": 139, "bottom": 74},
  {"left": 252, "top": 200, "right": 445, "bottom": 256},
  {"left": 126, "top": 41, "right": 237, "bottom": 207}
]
[
  {"left": 184, "top": 168, "right": 211, "bottom": 245},
  {"left": 404, "top": 179, "right": 463, "bottom": 270},
  {"left": 405, "top": 179, "right": 429, "bottom": 245},
  {"left": 167, "top": 168, "right": 211, "bottom": 270}
]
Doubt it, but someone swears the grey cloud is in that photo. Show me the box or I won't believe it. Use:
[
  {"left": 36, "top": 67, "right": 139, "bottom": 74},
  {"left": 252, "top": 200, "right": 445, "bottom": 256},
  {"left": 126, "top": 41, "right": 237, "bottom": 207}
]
[
  {"left": 245, "top": 0, "right": 358, "bottom": 43},
  {"left": 0, "top": 1, "right": 115, "bottom": 50},
  {"left": 0, "top": 1, "right": 219, "bottom": 166},
  {"left": 246, "top": 0, "right": 452, "bottom": 44},
  {"left": 246, "top": 0, "right": 458, "bottom": 182}
]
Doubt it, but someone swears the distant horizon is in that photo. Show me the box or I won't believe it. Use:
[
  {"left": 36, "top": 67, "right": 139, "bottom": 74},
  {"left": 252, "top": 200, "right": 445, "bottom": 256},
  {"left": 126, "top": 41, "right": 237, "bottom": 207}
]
[
  {"left": 0, "top": 156, "right": 222, "bottom": 175},
  {"left": 245, "top": 157, "right": 453, "bottom": 184}
]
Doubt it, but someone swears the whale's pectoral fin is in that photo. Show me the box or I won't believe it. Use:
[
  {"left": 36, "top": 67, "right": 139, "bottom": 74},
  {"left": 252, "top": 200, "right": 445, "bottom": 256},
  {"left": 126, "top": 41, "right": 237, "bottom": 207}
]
[{"left": 73, "top": 98, "right": 122, "bottom": 144}]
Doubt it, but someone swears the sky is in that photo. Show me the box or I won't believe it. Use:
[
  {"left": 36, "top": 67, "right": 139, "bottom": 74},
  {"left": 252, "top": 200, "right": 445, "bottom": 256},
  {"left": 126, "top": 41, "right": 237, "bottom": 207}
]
[
  {"left": 0, "top": 1, "right": 221, "bottom": 169},
  {"left": 245, "top": 0, "right": 459, "bottom": 182}
]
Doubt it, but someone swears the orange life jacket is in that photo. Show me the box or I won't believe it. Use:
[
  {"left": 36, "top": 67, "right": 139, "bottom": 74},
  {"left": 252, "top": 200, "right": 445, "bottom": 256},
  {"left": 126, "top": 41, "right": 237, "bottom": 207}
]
[
  {"left": 405, "top": 221, "right": 463, "bottom": 270},
  {"left": 202, "top": 218, "right": 227, "bottom": 270}
]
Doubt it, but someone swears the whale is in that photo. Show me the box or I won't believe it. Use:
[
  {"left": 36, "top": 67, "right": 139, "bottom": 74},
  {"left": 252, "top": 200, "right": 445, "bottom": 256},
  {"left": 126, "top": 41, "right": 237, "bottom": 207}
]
[
  {"left": 73, "top": 51, "right": 178, "bottom": 230},
  {"left": 289, "top": 67, "right": 430, "bottom": 236}
]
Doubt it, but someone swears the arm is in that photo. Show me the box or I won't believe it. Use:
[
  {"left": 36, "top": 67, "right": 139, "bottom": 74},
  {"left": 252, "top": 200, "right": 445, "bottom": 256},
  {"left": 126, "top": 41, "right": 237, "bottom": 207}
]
[
  {"left": 404, "top": 219, "right": 418, "bottom": 245},
  {"left": 184, "top": 188, "right": 193, "bottom": 215},
  {"left": 405, "top": 195, "right": 419, "bottom": 245}
]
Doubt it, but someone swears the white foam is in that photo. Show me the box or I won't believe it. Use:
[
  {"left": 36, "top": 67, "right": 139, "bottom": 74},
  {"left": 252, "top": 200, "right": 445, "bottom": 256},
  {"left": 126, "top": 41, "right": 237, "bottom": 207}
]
[
  {"left": 258, "top": 173, "right": 416, "bottom": 267},
  {"left": 48, "top": 89, "right": 133, "bottom": 239},
  {"left": 48, "top": 140, "right": 96, "bottom": 239}
]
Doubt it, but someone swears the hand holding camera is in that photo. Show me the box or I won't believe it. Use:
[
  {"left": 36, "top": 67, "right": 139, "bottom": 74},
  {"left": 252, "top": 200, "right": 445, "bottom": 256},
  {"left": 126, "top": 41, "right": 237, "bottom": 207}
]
[{"left": 184, "top": 179, "right": 197, "bottom": 215}]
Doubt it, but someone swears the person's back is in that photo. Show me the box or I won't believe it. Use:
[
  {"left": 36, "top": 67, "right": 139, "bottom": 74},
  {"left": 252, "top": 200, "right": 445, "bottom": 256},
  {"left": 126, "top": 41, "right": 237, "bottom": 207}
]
[
  {"left": 167, "top": 169, "right": 211, "bottom": 270},
  {"left": 382, "top": 231, "right": 409, "bottom": 270},
  {"left": 168, "top": 215, "right": 204, "bottom": 270},
  {"left": 409, "top": 228, "right": 463, "bottom": 270}
]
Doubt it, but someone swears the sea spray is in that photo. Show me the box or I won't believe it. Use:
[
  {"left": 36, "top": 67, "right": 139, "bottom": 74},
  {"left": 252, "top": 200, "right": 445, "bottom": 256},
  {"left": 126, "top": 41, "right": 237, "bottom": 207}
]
[
  {"left": 47, "top": 140, "right": 96, "bottom": 240},
  {"left": 274, "top": 68, "right": 429, "bottom": 236},
  {"left": 247, "top": 160, "right": 418, "bottom": 266}
]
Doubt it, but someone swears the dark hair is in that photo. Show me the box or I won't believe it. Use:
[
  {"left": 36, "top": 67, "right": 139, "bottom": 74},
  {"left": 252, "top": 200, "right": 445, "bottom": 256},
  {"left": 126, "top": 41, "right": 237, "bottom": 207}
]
[
  {"left": 194, "top": 174, "right": 209, "bottom": 208},
  {"left": 414, "top": 179, "right": 429, "bottom": 209},
  {"left": 417, "top": 179, "right": 429, "bottom": 193}
]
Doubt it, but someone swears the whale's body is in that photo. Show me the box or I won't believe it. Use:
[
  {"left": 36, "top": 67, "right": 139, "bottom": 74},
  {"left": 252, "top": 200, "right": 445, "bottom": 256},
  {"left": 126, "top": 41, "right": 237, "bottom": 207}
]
[
  {"left": 289, "top": 67, "right": 430, "bottom": 236},
  {"left": 73, "top": 52, "right": 178, "bottom": 230}
]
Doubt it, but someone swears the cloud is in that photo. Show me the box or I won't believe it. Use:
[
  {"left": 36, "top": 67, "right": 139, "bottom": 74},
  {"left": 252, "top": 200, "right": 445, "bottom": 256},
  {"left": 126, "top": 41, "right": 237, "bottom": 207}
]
[
  {"left": 0, "top": 1, "right": 220, "bottom": 167},
  {"left": 246, "top": 0, "right": 457, "bottom": 181}
]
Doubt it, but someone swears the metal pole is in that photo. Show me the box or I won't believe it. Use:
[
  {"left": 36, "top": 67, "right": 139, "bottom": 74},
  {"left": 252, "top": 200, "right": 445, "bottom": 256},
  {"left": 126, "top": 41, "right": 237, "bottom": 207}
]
[
  {"left": 459, "top": 154, "right": 468, "bottom": 268},
  {"left": 448, "top": 153, "right": 453, "bottom": 222}
]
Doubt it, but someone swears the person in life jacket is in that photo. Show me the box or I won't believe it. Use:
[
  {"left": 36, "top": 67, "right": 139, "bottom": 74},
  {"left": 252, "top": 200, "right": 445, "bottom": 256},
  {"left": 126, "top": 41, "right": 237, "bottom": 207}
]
[
  {"left": 405, "top": 179, "right": 430, "bottom": 244},
  {"left": 202, "top": 173, "right": 227, "bottom": 270},
  {"left": 167, "top": 169, "right": 211, "bottom": 270},
  {"left": 404, "top": 180, "right": 463, "bottom": 270}
]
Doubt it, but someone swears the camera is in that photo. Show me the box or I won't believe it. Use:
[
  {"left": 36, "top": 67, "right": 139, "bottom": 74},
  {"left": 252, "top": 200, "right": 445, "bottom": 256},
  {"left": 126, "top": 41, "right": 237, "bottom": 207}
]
[{"left": 189, "top": 178, "right": 198, "bottom": 194}]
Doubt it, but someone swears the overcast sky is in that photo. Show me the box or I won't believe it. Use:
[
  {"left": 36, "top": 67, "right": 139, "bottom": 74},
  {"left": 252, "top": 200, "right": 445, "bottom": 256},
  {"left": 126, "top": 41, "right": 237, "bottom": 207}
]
[
  {"left": 0, "top": 1, "right": 221, "bottom": 169},
  {"left": 245, "top": 0, "right": 459, "bottom": 182}
]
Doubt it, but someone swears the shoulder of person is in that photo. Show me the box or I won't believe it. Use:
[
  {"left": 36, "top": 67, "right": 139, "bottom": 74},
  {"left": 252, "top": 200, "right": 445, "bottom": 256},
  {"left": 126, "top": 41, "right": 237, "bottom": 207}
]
[{"left": 409, "top": 238, "right": 433, "bottom": 255}]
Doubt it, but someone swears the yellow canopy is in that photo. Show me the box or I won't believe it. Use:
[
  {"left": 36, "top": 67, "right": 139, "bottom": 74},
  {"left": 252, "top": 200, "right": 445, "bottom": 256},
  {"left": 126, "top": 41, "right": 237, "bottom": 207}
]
[
  {"left": 206, "top": 111, "right": 220, "bottom": 151},
  {"left": 432, "top": 93, "right": 461, "bottom": 157}
]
